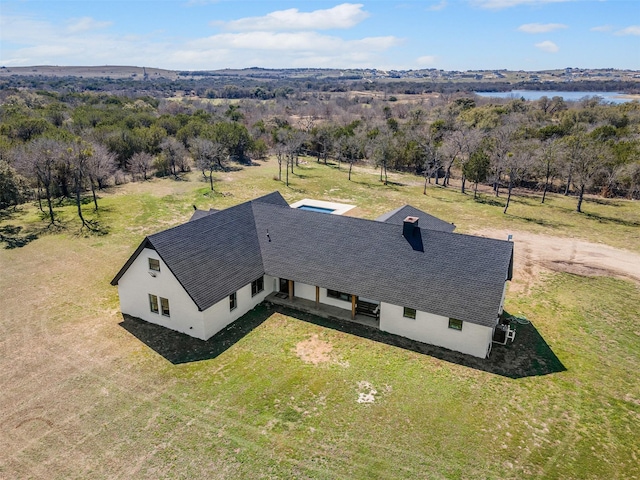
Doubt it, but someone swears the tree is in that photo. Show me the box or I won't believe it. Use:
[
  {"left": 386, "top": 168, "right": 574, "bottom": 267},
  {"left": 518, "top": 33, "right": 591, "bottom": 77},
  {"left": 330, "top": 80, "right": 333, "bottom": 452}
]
[
  {"left": 0, "top": 160, "right": 29, "bottom": 210},
  {"left": 130, "top": 152, "right": 154, "bottom": 181},
  {"left": 486, "top": 123, "right": 518, "bottom": 197},
  {"left": 336, "top": 134, "right": 360, "bottom": 181},
  {"left": 463, "top": 149, "right": 491, "bottom": 199},
  {"left": 160, "top": 137, "right": 188, "bottom": 178},
  {"left": 17, "top": 138, "right": 62, "bottom": 225},
  {"left": 366, "top": 128, "right": 395, "bottom": 185},
  {"left": 210, "top": 121, "right": 252, "bottom": 163},
  {"left": 568, "top": 133, "right": 609, "bottom": 213},
  {"left": 536, "top": 137, "right": 561, "bottom": 204},
  {"left": 190, "top": 138, "right": 226, "bottom": 191},
  {"left": 502, "top": 140, "right": 536, "bottom": 214},
  {"left": 65, "top": 138, "right": 94, "bottom": 229},
  {"left": 310, "top": 124, "right": 335, "bottom": 164},
  {"left": 86, "top": 143, "right": 117, "bottom": 210}
]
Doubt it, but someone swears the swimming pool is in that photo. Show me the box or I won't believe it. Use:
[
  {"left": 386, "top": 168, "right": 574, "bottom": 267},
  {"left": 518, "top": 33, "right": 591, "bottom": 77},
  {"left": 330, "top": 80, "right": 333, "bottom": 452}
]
[
  {"left": 289, "top": 199, "right": 355, "bottom": 215},
  {"left": 297, "top": 205, "right": 336, "bottom": 214}
]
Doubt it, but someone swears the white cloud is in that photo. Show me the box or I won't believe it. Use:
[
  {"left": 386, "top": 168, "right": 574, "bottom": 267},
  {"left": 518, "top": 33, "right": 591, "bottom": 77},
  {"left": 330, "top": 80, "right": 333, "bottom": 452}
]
[
  {"left": 615, "top": 25, "right": 640, "bottom": 36},
  {"left": 416, "top": 55, "right": 438, "bottom": 65},
  {"left": 0, "top": 12, "right": 402, "bottom": 70},
  {"left": 66, "top": 17, "right": 112, "bottom": 33},
  {"left": 428, "top": 1, "right": 448, "bottom": 11},
  {"left": 535, "top": 40, "right": 559, "bottom": 52},
  {"left": 216, "top": 3, "right": 369, "bottom": 32},
  {"left": 591, "top": 25, "right": 613, "bottom": 32},
  {"left": 471, "top": 0, "right": 570, "bottom": 10},
  {"left": 518, "top": 23, "right": 567, "bottom": 33}
]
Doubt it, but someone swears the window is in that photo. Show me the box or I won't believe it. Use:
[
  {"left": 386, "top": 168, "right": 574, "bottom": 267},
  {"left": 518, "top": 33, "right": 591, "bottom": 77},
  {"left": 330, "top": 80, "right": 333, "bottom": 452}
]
[
  {"left": 229, "top": 292, "right": 237, "bottom": 311},
  {"left": 160, "top": 297, "right": 170, "bottom": 317},
  {"left": 251, "top": 276, "right": 264, "bottom": 297},
  {"left": 148, "top": 258, "right": 160, "bottom": 272},
  {"left": 449, "top": 318, "right": 463, "bottom": 330},
  {"left": 149, "top": 294, "right": 159, "bottom": 314},
  {"left": 327, "top": 289, "right": 352, "bottom": 302},
  {"left": 403, "top": 307, "right": 416, "bottom": 319}
]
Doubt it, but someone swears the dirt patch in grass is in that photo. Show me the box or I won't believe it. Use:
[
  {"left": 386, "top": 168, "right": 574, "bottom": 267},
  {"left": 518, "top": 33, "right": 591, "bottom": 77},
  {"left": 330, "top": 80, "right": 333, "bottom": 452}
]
[
  {"left": 474, "top": 228, "right": 640, "bottom": 294},
  {"left": 295, "top": 334, "right": 333, "bottom": 364}
]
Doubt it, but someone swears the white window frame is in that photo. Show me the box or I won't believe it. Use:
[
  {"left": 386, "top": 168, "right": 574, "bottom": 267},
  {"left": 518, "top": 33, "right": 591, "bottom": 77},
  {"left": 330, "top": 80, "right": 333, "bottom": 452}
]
[
  {"left": 160, "top": 297, "right": 170, "bottom": 317},
  {"left": 149, "top": 294, "right": 159, "bottom": 314}
]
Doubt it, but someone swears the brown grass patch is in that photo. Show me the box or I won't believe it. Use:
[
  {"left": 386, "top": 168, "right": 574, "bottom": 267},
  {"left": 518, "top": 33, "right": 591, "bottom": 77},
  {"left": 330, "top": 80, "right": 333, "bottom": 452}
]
[{"left": 295, "top": 334, "right": 333, "bottom": 364}]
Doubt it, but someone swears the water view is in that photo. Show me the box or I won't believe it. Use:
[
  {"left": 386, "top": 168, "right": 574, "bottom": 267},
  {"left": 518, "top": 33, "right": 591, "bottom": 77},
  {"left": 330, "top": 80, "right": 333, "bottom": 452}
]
[{"left": 475, "top": 90, "right": 638, "bottom": 104}]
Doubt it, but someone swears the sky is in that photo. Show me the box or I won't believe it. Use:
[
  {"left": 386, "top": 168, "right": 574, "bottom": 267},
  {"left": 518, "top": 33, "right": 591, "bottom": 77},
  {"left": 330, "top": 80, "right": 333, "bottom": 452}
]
[{"left": 0, "top": 0, "right": 638, "bottom": 71}]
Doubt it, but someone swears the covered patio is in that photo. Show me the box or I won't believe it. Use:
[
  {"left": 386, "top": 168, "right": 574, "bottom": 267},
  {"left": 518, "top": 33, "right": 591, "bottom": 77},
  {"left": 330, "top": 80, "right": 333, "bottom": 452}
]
[{"left": 265, "top": 292, "right": 380, "bottom": 329}]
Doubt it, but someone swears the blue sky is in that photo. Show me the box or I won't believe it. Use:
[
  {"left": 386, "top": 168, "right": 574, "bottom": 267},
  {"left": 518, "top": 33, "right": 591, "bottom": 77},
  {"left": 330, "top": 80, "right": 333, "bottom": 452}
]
[{"left": 1, "top": 1, "right": 638, "bottom": 71}]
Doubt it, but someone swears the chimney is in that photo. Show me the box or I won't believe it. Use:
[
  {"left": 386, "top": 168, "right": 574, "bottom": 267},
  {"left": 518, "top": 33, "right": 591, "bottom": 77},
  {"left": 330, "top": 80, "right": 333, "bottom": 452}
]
[
  {"left": 402, "top": 216, "right": 419, "bottom": 238},
  {"left": 402, "top": 216, "right": 424, "bottom": 252}
]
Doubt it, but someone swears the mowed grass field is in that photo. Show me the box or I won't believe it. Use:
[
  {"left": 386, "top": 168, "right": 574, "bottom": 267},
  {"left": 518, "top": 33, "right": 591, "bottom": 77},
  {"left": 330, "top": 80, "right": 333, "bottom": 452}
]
[{"left": 1, "top": 159, "right": 639, "bottom": 479}]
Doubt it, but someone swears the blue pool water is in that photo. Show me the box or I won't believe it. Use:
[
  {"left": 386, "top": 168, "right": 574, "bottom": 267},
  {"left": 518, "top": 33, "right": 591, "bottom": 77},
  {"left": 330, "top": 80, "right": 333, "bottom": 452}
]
[{"left": 297, "top": 205, "right": 335, "bottom": 214}]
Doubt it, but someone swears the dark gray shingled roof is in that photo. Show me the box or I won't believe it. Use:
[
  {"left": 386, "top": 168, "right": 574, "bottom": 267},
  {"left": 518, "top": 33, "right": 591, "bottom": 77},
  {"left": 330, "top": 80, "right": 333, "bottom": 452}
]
[
  {"left": 375, "top": 205, "right": 456, "bottom": 233},
  {"left": 189, "top": 208, "right": 219, "bottom": 222},
  {"left": 111, "top": 192, "right": 288, "bottom": 311},
  {"left": 113, "top": 191, "right": 513, "bottom": 328}
]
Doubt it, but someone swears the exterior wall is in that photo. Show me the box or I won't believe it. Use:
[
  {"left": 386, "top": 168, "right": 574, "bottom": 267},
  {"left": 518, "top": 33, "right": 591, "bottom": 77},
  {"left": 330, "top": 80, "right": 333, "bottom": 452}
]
[
  {"left": 117, "top": 248, "right": 206, "bottom": 339},
  {"left": 499, "top": 280, "right": 508, "bottom": 315},
  {"left": 291, "top": 281, "right": 316, "bottom": 302},
  {"left": 318, "top": 287, "right": 353, "bottom": 311},
  {"left": 202, "top": 275, "right": 275, "bottom": 340},
  {"left": 379, "top": 302, "right": 493, "bottom": 358}
]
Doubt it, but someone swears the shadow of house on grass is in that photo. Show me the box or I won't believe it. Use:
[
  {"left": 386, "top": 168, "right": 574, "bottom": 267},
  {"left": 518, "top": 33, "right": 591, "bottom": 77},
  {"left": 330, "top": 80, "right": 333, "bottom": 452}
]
[
  {"left": 120, "top": 304, "right": 565, "bottom": 378},
  {"left": 119, "top": 306, "right": 272, "bottom": 364}
]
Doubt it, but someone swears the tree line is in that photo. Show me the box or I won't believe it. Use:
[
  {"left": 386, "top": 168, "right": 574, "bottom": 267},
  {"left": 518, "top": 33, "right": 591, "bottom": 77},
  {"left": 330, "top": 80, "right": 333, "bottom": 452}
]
[{"left": 1, "top": 86, "right": 639, "bottom": 227}]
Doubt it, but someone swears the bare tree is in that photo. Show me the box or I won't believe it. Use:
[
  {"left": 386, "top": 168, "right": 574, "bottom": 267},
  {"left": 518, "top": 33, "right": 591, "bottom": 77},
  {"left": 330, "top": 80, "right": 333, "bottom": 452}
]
[
  {"left": 160, "top": 137, "right": 188, "bottom": 178},
  {"left": 65, "top": 138, "right": 93, "bottom": 229},
  {"left": 130, "top": 152, "right": 154, "bottom": 181},
  {"left": 366, "top": 129, "right": 395, "bottom": 185},
  {"left": 536, "top": 136, "right": 561, "bottom": 204},
  {"left": 567, "top": 133, "right": 609, "bottom": 213},
  {"left": 440, "top": 125, "right": 482, "bottom": 192},
  {"left": 190, "top": 138, "right": 226, "bottom": 191},
  {"left": 336, "top": 135, "right": 360, "bottom": 181},
  {"left": 17, "top": 138, "right": 63, "bottom": 225},
  {"left": 487, "top": 122, "right": 519, "bottom": 197},
  {"left": 86, "top": 143, "right": 117, "bottom": 210},
  {"left": 503, "top": 139, "right": 536, "bottom": 214}
]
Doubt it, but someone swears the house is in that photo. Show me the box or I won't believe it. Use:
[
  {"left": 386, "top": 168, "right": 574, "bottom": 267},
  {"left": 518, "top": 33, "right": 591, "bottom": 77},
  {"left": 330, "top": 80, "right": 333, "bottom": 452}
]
[{"left": 111, "top": 192, "right": 513, "bottom": 359}]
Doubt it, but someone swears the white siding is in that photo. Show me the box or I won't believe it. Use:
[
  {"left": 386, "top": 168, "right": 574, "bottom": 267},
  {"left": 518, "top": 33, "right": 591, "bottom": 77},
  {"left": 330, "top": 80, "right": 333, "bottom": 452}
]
[
  {"left": 292, "top": 281, "right": 316, "bottom": 302},
  {"left": 379, "top": 302, "right": 493, "bottom": 358},
  {"left": 117, "top": 248, "right": 206, "bottom": 339},
  {"left": 319, "top": 288, "right": 352, "bottom": 311},
  {"left": 499, "top": 280, "right": 508, "bottom": 315},
  {"left": 202, "top": 275, "right": 275, "bottom": 340}
]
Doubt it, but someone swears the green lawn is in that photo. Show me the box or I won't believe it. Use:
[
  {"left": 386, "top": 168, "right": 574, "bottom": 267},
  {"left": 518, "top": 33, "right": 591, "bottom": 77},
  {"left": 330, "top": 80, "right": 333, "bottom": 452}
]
[{"left": 0, "top": 160, "right": 638, "bottom": 479}]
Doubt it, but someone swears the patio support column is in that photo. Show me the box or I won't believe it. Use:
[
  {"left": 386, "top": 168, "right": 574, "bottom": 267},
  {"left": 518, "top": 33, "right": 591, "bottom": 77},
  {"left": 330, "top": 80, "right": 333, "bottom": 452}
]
[
  {"left": 351, "top": 295, "right": 357, "bottom": 320},
  {"left": 315, "top": 286, "right": 320, "bottom": 308},
  {"left": 288, "top": 280, "right": 294, "bottom": 300}
]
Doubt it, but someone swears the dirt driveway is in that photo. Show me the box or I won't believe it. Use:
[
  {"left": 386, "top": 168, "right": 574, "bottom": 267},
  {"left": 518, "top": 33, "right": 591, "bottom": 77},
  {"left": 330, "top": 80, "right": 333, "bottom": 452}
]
[{"left": 473, "top": 229, "right": 640, "bottom": 293}]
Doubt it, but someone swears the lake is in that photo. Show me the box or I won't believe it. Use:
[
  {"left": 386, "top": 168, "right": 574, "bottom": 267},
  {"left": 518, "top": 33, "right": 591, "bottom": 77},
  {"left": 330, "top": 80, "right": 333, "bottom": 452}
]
[{"left": 475, "top": 90, "right": 638, "bottom": 104}]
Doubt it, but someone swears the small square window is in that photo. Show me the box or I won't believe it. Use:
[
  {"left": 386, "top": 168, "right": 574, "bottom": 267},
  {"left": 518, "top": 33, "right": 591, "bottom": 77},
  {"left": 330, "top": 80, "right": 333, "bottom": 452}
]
[
  {"left": 251, "top": 276, "right": 264, "bottom": 297},
  {"left": 229, "top": 292, "right": 237, "bottom": 311},
  {"left": 449, "top": 318, "right": 463, "bottom": 330},
  {"left": 403, "top": 307, "right": 416, "bottom": 319},
  {"left": 160, "top": 297, "right": 170, "bottom": 317},
  {"left": 149, "top": 294, "right": 159, "bottom": 314},
  {"left": 148, "top": 258, "right": 160, "bottom": 272}
]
